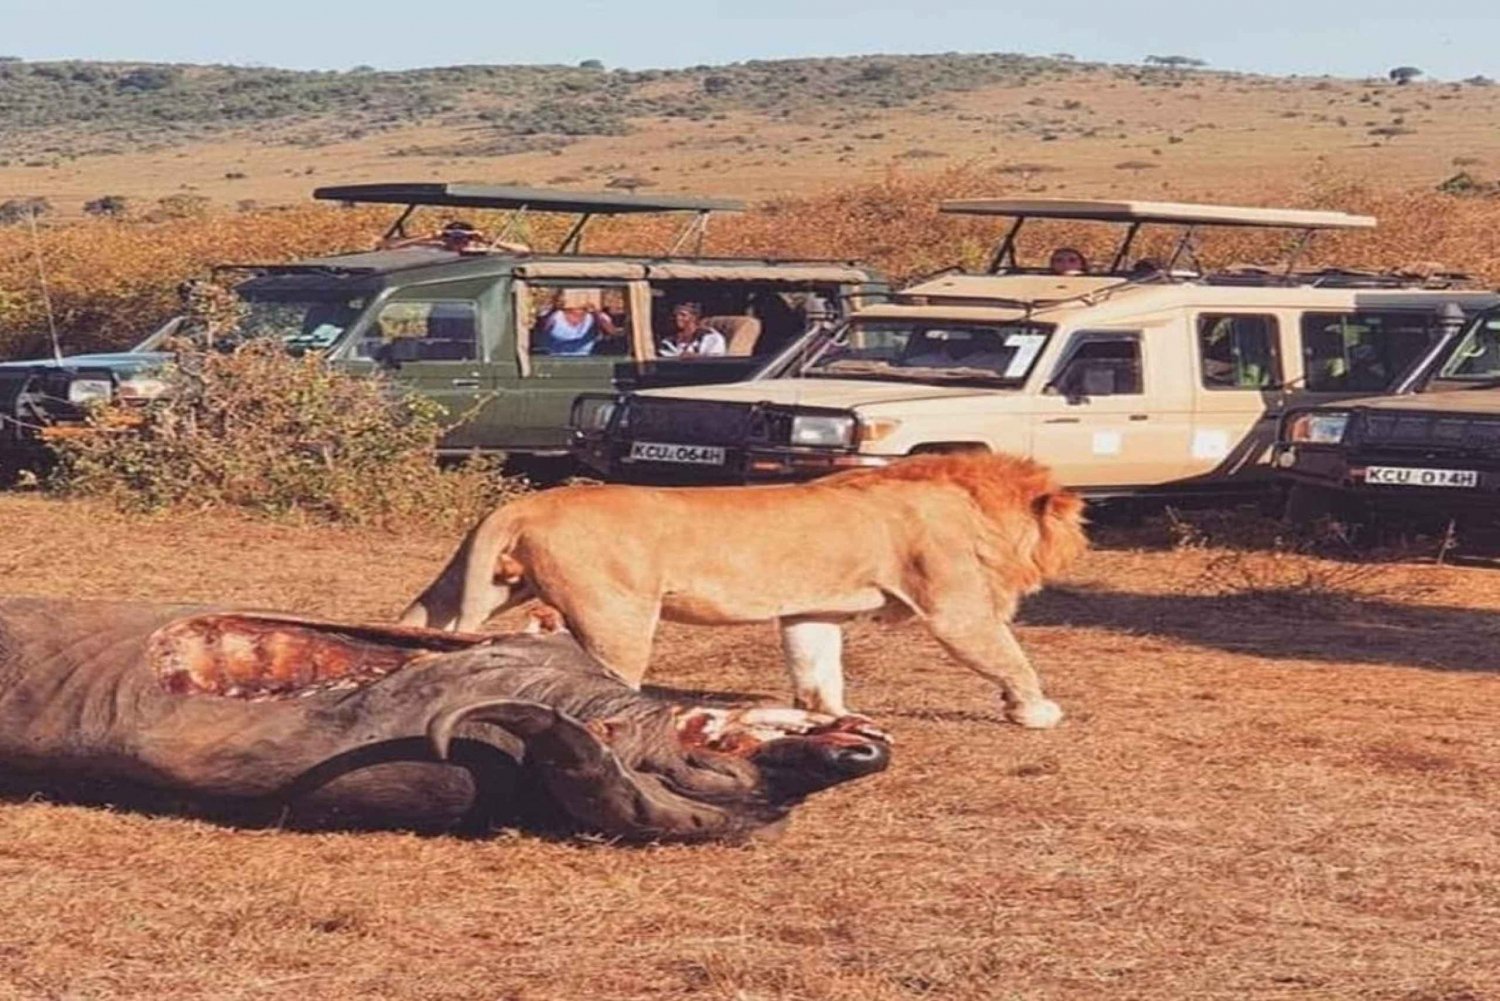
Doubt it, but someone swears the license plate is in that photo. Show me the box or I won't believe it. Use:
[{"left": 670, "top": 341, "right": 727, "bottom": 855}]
[
  {"left": 1365, "top": 465, "right": 1479, "bottom": 488},
  {"left": 627, "top": 441, "right": 727, "bottom": 465}
]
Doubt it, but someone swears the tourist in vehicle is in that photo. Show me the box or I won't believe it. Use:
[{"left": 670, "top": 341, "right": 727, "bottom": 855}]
[
  {"left": 381, "top": 220, "right": 531, "bottom": 255},
  {"left": 1048, "top": 247, "right": 1089, "bottom": 275},
  {"left": 533, "top": 289, "right": 620, "bottom": 356},
  {"left": 658, "top": 302, "right": 727, "bottom": 357}
]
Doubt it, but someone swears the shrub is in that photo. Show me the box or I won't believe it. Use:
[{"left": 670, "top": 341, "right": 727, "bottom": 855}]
[{"left": 48, "top": 313, "right": 524, "bottom": 527}]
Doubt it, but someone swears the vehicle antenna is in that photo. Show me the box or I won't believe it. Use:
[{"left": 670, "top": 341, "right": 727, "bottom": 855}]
[{"left": 26, "top": 207, "right": 64, "bottom": 364}]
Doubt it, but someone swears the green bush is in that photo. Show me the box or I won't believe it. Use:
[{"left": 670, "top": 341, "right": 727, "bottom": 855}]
[{"left": 48, "top": 336, "right": 525, "bottom": 528}]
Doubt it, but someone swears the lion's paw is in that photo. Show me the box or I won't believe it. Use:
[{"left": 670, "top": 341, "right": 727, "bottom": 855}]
[{"left": 1008, "top": 698, "right": 1063, "bottom": 729}]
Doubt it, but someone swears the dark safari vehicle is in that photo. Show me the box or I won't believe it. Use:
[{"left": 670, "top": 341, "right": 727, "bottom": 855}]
[
  {"left": 0, "top": 183, "right": 885, "bottom": 484},
  {"left": 1274, "top": 301, "right": 1500, "bottom": 526}
]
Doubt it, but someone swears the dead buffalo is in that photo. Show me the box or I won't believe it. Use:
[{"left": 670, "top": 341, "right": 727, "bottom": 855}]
[{"left": 0, "top": 598, "right": 890, "bottom": 841}]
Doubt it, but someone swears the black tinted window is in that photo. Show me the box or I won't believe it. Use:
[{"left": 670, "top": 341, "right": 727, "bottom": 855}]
[
  {"left": 1199, "top": 314, "right": 1281, "bottom": 390},
  {"left": 1300, "top": 311, "right": 1440, "bottom": 393}
]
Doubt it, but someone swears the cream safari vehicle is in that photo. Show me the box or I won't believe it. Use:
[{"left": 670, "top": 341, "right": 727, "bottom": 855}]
[{"left": 571, "top": 199, "right": 1500, "bottom": 501}]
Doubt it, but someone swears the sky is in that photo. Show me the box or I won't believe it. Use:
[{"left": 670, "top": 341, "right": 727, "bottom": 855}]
[{"left": 0, "top": 0, "right": 1495, "bottom": 80}]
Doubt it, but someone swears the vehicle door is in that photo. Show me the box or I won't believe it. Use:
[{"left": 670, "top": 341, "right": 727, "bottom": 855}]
[
  {"left": 1189, "top": 311, "right": 1289, "bottom": 483},
  {"left": 1029, "top": 326, "right": 1196, "bottom": 489},
  {"left": 345, "top": 279, "right": 497, "bottom": 452},
  {"left": 511, "top": 275, "right": 651, "bottom": 451}
]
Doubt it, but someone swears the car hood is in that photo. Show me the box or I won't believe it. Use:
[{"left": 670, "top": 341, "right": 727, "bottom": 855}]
[
  {"left": 1343, "top": 387, "right": 1500, "bottom": 416},
  {"left": 635, "top": 378, "right": 993, "bottom": 410},
  {"left": 0, "top": 352, "right": 171, "bottom": 375}
]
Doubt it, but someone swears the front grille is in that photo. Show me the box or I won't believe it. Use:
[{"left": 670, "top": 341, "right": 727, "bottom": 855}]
[
  {"left": 622, "top": 398, "right": 765, "bottom": 445},
  {"left": 1351, "top": 408, "right": 1500, "bottom": 459}
]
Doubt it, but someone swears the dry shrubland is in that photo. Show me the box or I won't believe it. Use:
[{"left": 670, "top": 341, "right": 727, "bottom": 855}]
[{"left": 5, "top": 168, "right": 1500, "bottom": 358}]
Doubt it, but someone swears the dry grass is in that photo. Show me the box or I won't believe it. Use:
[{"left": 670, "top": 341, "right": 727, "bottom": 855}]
[
  {"left": 1, "top": 492, "right": 1496, "bottom": 1000},
  {"left": 10, "top": 168, "right": 1500, "bottom": 358}
]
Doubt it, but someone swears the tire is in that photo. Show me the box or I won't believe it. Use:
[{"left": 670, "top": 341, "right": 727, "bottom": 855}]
[{"left": 1281, "top": 483, "right": 1340, "bottom": 526}]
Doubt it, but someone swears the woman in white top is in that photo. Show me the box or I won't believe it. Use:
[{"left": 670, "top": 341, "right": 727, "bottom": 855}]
[{"left": 535, "top": 289, "right": 618, "bottom": 356}]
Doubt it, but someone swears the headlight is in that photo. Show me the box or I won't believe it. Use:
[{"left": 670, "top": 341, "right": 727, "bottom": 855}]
[
  {"left": 1284, "top": 411, "right": 1350, "bottom": 444},
  {"left": 67, "top": 378, "right": 112, "bottom": 405},
  {"left": 790, "top": 414, "right": 855, "bottom": 447},
  {"left": 570, "top": 395, "right": 618, "bottom": 432},
  {"left": 116, "top": 374, "right": 170, "bottom": 401}
]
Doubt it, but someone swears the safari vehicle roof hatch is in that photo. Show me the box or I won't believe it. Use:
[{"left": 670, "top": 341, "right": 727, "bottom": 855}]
[
  {"left": 313, "top": 182, "right": 746, "bottom": 256},
  {"left": 939, "top": 197, "right": 1377, "bottom": 277}
]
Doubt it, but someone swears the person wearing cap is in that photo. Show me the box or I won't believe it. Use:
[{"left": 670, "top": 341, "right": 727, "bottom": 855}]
[
  {"left": 658, "top": 302, "right": 727, "bottom": 358},
  {"left": 533, "top": 288, "right": 619, "bottom": 356}
]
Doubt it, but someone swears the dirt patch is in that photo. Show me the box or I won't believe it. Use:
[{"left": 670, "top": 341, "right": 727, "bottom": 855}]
[{"left": 0, "top": 493, "right": 1497, "bottom": 1000}]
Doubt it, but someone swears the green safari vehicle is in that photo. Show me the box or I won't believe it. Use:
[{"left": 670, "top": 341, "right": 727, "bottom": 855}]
[{"left": 0, "top": 182, "right": 886, "bottom": 481}]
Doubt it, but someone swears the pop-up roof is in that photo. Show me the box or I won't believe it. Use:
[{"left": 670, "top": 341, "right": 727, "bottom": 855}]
[
  {"left": 312, "top": 182, "right": 746, "bottom": 255},
  {"left": 936, "top": 197, "right": 1377, "bottom": 275},
  {"left": 939, "top": 198, "right": 1375, "bottom": 230}
]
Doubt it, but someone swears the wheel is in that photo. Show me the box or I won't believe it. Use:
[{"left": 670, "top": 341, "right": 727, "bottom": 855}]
[{"left": 1281, "top": 483, "right": 1340, "bottom": 526}]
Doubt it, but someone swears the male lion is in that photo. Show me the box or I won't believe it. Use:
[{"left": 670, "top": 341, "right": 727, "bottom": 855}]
[{"left": 399, "top": 453, "right": 1087, "bottom": 728}]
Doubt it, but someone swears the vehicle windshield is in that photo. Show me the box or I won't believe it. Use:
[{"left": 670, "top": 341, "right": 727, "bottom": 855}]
[
  {"left": 1435, "top": 312, "right": 1500, "bottom": 383},
  {"left": 792, "top": 320, "right": 1052, "bottom": 386},
  {"left": 233, "top": 292, "right": 368, "bottom": 351},
  {"left": 135, "top": 292, "right": 369, "bottom": 353}
]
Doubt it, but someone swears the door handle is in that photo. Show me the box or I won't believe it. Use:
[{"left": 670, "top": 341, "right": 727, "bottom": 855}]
[
  {"left": 450, "top": 378, "right": 481, "bottom": 389},
  {"left": 1128, "top": 414, "right": 1149, "bottom": 421},
  {"left": 1043, "top": 417, "right": 1080, "bottom": 424}
]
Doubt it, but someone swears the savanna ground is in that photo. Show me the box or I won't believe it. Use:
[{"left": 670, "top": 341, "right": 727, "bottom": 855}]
[{"left": 1, "top": 493, "right": 1495, "bottom": 1001}]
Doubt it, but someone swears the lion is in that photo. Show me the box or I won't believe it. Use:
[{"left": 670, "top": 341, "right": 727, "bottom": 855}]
[{"left": 399, "top": 453, "right": 1087, "bottom": 728}]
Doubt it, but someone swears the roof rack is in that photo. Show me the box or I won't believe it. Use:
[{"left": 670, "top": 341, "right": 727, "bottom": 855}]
[
  {"left": 937, "top": 197, "right": 1377, "bottom": 276},
  {"left": 313, "top": 182, "right": 746, "bottom": 257}
]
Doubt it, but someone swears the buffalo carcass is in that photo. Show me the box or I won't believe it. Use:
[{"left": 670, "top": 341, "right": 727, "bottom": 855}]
[{"left": 0, "top": 598, "right": 890, "bottom": 841}]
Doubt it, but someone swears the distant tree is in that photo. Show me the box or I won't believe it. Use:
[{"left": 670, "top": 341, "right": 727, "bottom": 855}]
[
  {"left": 856, "top": 62, "right": 897, "bottom": 82},
  {"left": 1464, "top": 75, "right": 1495, "bottom": 87},
  {"left": 1145, "top": 55, "right": 1207, "bottom": 69},
  {"left": 578, "top": 59, "right": 604, "bottom": 70},
  {"left": 1050, "top": 53, "right": 1076, "bottom": 61},
  {"left": 1388, "top": 66, "right": 1423, "bottom": 85},
  {"left": 0, "top": 56, "right": 22, "bottom": 63},
  {"left": 703, "top": 74, "right": 731, "bottom": 95},
  {"left": 117, "top": 65, "right": 180, "bottom": 92},
  {"left": 83, "top": 194, "right": 129, "bottom": 218},
  {"left": 348, "top": 64, "right": 376, "bottom": 74},
  {"left": 0, "top": 196, "right": 51, "bottom": 225}
]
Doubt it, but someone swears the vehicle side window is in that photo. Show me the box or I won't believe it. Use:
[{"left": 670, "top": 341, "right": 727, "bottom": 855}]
[
  {"left": 1051, "top": 333, "right": 1143, "bottom": 397},
  {"left": 358, "top": 300, "right": 479, "bottom": 362},
  {"left": 529, "top": 284, "right": 633, "bottom": 359},
  {"left": 1198, "top": 314, "right": 1281, "bottom": 390},
  {"left": 1300, "top": 311, "right": 1440, "bottom": 393}
]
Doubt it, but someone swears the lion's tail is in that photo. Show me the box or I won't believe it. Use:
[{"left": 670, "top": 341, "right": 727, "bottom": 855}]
[
  {"left": 1030, "top": 489, "right": 1088, "bottom": 581},
  {"left": 397, "top": 506, "right": 529, "bottom": 632}
]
